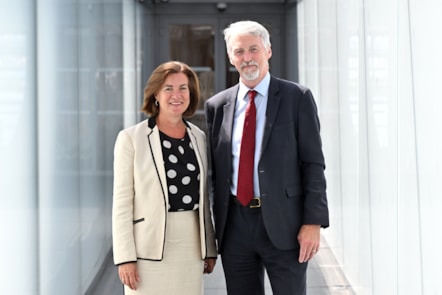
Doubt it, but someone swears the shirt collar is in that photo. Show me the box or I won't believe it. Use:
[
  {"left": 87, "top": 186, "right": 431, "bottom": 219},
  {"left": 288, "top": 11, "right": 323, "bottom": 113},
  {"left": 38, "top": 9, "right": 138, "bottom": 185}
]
[{"left": 238, "top": 72, "right": 271, "bottom": 101}]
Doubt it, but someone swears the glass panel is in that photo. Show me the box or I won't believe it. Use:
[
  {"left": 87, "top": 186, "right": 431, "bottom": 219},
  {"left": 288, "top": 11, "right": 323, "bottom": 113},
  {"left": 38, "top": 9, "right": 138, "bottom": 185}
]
[
  {"left": 0, "top": 1, "right": 38, "bottom": 293},
  {"left": 168, "top": 24, "right": 214, "bottom": 110}
]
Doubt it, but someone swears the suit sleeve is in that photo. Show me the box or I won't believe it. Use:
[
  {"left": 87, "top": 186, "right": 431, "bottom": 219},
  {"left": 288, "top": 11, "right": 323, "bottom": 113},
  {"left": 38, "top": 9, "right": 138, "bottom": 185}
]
[
  {"left": 203, "top": 101, "right": 217, "bottom": 200},
  {"left": 298, "top": 89, "right": 329, "bottom": 228}
]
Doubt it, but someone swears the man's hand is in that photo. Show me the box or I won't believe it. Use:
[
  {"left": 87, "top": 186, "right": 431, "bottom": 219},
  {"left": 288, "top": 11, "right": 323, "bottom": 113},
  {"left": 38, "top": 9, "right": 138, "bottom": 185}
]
[{"left": 297, "top": 224, "right": 321, "bottom": 263}]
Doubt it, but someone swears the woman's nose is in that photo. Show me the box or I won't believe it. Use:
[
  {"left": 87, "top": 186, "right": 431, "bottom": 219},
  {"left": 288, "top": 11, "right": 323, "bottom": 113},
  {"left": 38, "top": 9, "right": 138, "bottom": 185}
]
[{"left": 171, "top": 89, "right": 180, "bottom": 97}]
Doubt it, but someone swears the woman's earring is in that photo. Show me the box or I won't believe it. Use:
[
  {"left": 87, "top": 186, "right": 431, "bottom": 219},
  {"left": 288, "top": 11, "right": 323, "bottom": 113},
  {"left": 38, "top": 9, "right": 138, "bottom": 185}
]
[{"left": 154, "top": 100, "right": 159, "bottom": 107}]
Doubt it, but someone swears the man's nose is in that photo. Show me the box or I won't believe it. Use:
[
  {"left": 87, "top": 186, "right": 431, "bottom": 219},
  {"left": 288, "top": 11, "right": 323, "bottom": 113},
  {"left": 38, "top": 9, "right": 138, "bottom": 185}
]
[{"left": 244, "top": 51, "right": 253, "bottom": 61}]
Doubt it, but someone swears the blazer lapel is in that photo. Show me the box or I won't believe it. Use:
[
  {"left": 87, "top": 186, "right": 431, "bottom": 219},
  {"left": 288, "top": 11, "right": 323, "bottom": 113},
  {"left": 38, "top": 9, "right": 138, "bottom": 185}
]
[
  {"left": 261, "top": 77, "right": 281, "bottom": 153},
  {"left": 187, "top": 125, "right": 206, "bottom": 185},
  {"left": 146, "top": 119, "right": 168, "bottom": 200}
]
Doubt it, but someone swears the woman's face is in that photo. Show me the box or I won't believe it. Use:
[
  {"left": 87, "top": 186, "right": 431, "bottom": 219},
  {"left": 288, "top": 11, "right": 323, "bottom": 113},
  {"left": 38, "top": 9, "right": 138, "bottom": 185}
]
[{"left": 156, "top": 72, "right": 191, "bottom": 118}]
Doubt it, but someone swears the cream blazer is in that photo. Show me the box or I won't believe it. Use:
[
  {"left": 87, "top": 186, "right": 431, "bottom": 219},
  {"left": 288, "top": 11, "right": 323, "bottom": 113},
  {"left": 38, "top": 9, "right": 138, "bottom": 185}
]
[{"left": 112, "top": 118, "right": 217, "bottom": 265}]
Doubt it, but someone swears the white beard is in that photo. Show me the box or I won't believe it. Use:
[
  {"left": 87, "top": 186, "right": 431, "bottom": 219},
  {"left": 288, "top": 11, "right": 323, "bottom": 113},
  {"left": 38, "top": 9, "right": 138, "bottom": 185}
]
[{"left": 242, "top": 68, "right": 260, "bottom": 81}]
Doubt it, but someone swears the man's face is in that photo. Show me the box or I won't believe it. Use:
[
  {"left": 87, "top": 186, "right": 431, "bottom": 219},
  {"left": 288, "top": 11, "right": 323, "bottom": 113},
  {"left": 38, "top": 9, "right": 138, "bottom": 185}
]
[{"left": 228, "top": 34, "right": 272, "bottom": 87}]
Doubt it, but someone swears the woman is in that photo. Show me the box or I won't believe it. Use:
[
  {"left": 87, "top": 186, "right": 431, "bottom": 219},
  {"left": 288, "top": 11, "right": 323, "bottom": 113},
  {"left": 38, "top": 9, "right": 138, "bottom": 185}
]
[{"left": 112, "top": 61, "right": 217, "bottom": 294}]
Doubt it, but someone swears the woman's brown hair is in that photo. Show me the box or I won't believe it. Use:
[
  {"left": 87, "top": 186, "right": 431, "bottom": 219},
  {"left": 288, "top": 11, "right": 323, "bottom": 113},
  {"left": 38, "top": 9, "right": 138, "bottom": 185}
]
[{"left": 141, "top": 61, "right": 200, "bottom": 118}]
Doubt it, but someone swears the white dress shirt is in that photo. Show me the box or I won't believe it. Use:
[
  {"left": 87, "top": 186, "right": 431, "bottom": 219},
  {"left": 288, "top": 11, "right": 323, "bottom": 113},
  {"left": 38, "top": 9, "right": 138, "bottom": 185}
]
[{"left": 231, "top": 73, "right": 270, "bottom": 197}]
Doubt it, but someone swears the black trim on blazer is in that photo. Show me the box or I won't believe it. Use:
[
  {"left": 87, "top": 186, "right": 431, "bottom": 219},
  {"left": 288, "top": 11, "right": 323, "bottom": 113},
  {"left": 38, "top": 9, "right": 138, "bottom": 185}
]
[
  {"left": 146, "top": 122, "right": 168, "bottom": 260},
  {"left": 133, "top": 218, "right": 145, "bottom": 224},
  {"left": 147, "top": 116, "right": 190, "bottom": 129}
]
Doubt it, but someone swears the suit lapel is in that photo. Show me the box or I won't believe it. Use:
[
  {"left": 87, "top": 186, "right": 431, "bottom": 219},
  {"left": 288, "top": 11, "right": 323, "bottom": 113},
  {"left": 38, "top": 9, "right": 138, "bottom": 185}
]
[
  {"left": 261, "top": 77, "right": 281, "bottom": 153},
  {"left": 222, "top": 86, "right": 239, "bottom": 146}
]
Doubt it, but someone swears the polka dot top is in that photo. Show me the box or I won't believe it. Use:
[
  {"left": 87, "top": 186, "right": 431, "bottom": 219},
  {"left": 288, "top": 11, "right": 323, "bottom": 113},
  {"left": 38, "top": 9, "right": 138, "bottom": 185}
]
[{"left": 160, "top": 131, "right": 200, "bottom": 212}]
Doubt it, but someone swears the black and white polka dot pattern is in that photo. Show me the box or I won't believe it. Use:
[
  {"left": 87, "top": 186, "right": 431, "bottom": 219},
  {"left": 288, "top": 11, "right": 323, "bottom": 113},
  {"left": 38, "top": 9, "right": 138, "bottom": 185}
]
[{"left": 160, "top": 131, "right": 200, "bottom": 212}]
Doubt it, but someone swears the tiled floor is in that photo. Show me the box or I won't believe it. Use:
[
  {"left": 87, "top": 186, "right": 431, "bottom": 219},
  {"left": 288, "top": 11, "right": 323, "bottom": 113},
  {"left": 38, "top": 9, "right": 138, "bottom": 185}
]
[{"left": 87, "top": 236, "right": 354, "bottom": 294}]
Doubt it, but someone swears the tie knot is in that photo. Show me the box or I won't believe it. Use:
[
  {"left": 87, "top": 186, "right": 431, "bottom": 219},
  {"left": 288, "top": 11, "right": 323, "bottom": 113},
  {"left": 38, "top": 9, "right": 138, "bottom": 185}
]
[{"left": 248, "top": 90, "right": 257, "bottom": 101}]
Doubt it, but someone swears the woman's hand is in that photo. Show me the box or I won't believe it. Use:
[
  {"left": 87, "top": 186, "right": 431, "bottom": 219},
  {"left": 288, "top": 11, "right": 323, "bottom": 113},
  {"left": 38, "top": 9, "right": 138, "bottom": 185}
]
[
  {"left": 203, "top": 258, "right": 217, "bottom": 274},
  {"left": 118, "top": 262, "right": 141, "bottom": 290}
]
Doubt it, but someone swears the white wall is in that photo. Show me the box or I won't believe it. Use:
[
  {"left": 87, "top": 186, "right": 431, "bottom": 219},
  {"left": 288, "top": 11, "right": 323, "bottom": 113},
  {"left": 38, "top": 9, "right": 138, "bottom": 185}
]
[
  {"left": 297, "top": 0, "right": 442, "bottom": 294},
  {"left": 0, "top": 0, "right": 143, "bottom": 294}
]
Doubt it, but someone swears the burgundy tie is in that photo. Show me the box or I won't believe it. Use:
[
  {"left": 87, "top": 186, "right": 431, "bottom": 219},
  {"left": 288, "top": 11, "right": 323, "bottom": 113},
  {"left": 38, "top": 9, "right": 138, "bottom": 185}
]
[{"left": 237, "top": 90, "right": 257, "bottom": 206}]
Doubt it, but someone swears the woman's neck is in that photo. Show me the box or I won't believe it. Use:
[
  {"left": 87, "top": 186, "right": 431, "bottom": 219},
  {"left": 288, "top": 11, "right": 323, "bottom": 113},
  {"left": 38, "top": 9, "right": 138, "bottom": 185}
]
[{"left": 156, "top": 115, "right": 186, "bottom": 139}]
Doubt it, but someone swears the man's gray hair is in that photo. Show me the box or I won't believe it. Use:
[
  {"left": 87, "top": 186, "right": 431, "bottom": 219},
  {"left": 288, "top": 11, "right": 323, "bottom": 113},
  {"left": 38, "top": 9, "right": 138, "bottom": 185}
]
[{"left": 224, "top": 20, "right": 271, "bottom": 55}]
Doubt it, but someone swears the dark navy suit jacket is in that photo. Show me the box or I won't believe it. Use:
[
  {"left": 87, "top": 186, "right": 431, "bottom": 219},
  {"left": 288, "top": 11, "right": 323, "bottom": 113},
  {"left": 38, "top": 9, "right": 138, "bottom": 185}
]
[{"left": 205, "top": 76, "right": 329, "bottom": 252}]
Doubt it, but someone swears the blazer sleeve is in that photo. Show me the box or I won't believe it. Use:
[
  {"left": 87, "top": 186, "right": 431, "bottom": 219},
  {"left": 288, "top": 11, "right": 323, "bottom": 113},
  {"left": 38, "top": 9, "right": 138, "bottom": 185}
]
[
  {"left": 203, "top": 187, "right": 218, "bottom": 258},
  {"left": 193, "top": 126, "right": 218, "bottom": 258},
  {"left": 112, "top": 130, "right": 137, "bottom": 265},
  {"left": 186, "top": 123, "right": 218, "bottom": 258}
]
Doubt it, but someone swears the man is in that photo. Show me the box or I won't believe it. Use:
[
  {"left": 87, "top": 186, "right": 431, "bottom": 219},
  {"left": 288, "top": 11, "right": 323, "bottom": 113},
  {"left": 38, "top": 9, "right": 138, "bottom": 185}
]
[{"left": 204, "top": 20, "right": 329, "bottom": 295}]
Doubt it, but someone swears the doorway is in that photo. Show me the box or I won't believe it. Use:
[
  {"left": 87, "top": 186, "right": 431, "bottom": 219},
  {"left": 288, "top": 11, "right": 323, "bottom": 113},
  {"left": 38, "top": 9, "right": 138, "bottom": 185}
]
[{"left": 152, "top": 2, "right": 285, "bottom": 127}]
